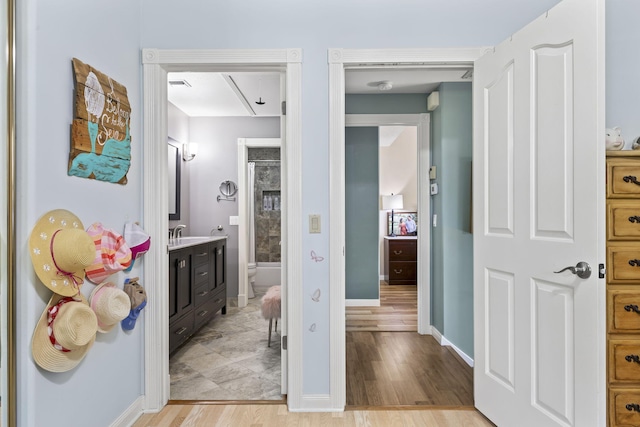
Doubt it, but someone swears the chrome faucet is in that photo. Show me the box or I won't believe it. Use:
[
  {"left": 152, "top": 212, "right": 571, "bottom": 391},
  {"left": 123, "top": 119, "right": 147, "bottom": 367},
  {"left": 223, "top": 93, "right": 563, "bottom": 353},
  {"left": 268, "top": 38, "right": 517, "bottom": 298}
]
[{"left": 172, "top": 224, "right": 186, "bottom": 240}]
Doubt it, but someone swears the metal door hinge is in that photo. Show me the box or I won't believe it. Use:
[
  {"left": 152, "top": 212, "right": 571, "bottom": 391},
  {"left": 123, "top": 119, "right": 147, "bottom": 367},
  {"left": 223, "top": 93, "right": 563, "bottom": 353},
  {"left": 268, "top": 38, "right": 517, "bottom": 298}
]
[
  {"left": 282, "top": 335, "right": 287, "bottom": 350},
  {"left": 599, "top": 263, "right": 606, "bottom": 279},
  {"left": 281, "top": 101, "right": 286, "bottom": 115}
]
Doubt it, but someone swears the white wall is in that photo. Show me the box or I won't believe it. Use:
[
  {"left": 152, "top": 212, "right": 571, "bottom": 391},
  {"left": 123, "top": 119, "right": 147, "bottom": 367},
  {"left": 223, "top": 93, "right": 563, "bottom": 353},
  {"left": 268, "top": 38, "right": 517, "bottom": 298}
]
[
  {"left": 17, "top": 0, "right": 143, "bottom": 426},
  {"left": 188, "top": 116, "right": 280, "bottom": 297},
  {"left": 14, "top": 0, "right": 571, "bottom": 423}
]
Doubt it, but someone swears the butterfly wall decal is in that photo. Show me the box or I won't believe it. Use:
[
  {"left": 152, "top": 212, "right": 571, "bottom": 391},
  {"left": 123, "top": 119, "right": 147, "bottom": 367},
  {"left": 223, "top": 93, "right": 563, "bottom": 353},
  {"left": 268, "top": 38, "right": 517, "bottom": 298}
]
[{"left": 310, "top": 250, "right": 324, "bottom": 263}]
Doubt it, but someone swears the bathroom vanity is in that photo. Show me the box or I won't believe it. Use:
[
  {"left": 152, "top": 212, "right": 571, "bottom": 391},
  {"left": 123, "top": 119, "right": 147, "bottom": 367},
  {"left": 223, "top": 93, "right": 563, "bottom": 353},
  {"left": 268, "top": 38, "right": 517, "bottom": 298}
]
[{"left": 168, "top": 236, "right": 227, "bottom": 354}]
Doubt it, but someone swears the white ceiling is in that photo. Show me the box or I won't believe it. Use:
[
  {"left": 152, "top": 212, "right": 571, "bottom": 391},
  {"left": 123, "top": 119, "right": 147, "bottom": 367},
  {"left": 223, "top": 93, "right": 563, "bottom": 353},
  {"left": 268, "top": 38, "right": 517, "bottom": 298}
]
[{"left": 168, "top": 67, "right": 471, "bottom": 147}]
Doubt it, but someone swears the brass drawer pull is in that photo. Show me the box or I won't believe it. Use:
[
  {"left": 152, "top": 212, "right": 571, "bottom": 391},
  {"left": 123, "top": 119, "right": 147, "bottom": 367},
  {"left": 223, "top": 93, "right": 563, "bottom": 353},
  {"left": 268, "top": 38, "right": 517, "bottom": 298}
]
[
  {"left": 393, "top": 250, "right": 403, "bottom": 255},
  {"left": 197, "top": 290, "right": 209, "bottom": 297},
  {"left": 627, "top": 403, "right": 640, "bottom": 412},
  {"left": 629, "top": 259, "right": 640, "bottom": 267},
  {"left": 175, "top": 327, "right": 188, "bottom": 335},
  {"left": 623, "top": 176, "right": 640, "bottom": 186},
  {"left": 625, "top": 354, "right": 640, "bottom": 364},
  {"left": 629, "top": 216, "right": 640, "bottom": 223},
  {"left": 394, "top": 269, "right": 403, "bottom": 274},
  {"left": 198, "top": 310, "right": 209, "bottom": 317},
  {"left": 625, "top": 304, "right": 640, "bottom": 314}
]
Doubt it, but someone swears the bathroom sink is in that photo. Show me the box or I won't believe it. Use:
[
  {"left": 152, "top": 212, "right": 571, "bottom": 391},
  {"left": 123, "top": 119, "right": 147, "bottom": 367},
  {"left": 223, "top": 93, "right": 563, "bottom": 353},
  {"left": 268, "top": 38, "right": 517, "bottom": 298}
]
[{"left": 168, "top": 235, "right": 227, "bottom": 251}]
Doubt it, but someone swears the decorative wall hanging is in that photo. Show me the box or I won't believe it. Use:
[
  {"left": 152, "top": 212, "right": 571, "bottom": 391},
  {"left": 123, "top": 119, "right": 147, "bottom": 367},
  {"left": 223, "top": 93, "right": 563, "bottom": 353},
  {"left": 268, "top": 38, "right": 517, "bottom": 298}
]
[{"left": 68, "top": 58, "right": 132, "bottom": 185}]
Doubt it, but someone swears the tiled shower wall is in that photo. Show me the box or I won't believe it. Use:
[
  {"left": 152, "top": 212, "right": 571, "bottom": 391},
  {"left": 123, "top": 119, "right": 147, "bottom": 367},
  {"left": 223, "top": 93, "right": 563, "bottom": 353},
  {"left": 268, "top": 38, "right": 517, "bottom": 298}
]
[{"left": 249, "top": 148, "right": 281, "bottom": 262}]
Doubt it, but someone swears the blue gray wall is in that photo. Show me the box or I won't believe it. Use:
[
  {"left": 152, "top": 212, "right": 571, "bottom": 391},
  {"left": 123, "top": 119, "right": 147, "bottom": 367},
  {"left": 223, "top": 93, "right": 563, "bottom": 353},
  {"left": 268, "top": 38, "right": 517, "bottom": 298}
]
[
  {"left": 430, "top": 82, "right": 473, "bottom": 357},
  {"left": 345, "top": 127, "right": 379, "bottom": 300}
]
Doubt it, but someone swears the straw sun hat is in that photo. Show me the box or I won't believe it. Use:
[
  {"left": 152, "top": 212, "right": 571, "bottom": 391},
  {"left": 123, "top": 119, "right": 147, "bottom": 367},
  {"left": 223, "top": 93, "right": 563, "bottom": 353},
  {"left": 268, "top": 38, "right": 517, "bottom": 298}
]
[
  {"left": 89, "top": 282, "right": 131, "bottom": 333},
  {"left": 31, "top": 293, "right": 98, "bottom": 373},
  {"left": 29, "top": 209, "right": 96, "bottom": 297}
]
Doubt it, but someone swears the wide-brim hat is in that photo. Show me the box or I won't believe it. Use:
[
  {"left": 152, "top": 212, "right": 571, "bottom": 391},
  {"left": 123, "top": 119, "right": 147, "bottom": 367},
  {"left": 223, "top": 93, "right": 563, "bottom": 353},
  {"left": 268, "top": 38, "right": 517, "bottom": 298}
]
[
  {"left": 85, "top": 223, "right": 132, "bottom": 284},
  {"left": 31, "top": 293, "right": 97, "bottom": 373},
  {"left": 29, "top": 209, "right": 96, "bottom": 297},
  {"left": 123, "top": 222, "right": 150, "bottom": 272},
  {"left": 89, "top": 282, "right": 131, "bottom": 333}
]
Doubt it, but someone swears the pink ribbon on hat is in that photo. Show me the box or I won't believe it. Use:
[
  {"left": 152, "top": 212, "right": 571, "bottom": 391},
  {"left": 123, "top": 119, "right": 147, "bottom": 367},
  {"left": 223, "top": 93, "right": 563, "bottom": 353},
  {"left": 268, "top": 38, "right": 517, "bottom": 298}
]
[
  {"left": 50, "top": 230, "right": 83, "bottom": 291},
  {"left": 47, "top": 297, "right": 74, "bottom": 352}
]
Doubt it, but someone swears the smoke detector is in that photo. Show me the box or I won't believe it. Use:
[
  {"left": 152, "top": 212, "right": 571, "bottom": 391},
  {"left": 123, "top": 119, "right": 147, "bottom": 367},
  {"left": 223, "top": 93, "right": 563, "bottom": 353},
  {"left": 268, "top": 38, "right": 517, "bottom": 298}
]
[{"left": 378, "top": 81, "right": 393, "bottom": 91}]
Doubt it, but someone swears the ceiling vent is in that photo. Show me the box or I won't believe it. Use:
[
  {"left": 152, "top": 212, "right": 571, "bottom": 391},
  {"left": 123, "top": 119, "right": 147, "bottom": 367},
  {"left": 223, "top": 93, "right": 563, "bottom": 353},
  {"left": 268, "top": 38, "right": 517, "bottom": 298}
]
[{"left": 168, "top": 79, "right": 192, "bottom": 87}]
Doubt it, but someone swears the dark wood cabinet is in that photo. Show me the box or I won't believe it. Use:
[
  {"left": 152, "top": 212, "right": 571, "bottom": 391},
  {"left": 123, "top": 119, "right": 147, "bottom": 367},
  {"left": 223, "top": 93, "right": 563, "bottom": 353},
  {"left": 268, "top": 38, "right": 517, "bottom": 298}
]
[
  {"left": 169, "top": 238, "right": 227, "bottom": 355},
  {"left": 384, "top": 237, "right": 417, "bottom": 285}
]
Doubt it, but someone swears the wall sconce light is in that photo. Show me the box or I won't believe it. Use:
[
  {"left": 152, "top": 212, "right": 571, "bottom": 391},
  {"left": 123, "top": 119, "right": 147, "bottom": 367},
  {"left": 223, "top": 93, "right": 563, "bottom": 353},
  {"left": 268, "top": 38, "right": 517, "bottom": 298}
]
[{"left": 183, "top": 143, "right": 198, "bottom": 161}]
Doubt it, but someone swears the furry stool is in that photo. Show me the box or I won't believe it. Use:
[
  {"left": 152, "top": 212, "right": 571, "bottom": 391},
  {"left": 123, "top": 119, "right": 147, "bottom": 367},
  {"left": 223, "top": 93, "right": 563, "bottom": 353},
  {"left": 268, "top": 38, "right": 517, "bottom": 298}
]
[{"left": 261, "top": 285, "right": 281, "bottom": 347}]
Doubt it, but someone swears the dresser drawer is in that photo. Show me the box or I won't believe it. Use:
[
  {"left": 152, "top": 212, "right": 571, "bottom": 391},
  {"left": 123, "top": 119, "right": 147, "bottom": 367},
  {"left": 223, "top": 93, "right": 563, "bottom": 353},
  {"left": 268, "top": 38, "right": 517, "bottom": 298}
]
[
  {"left": 389, "top": 261, "right": 417, "bottom": 281},
  {"left": 610, "top": 340, "right": 640, "bottom": 383},
  {"left": 610, "top": 388, "right": 640, "bottom": 427},
  {"left": 608, "top": 158, "right": 640, "bottom": 198},
  {"left": 609, "top": 291, "right": 640, "bottom": 333},
  {"left": 609, "top": 201, "right": 640, "bottom": 240},
  {"left": 607, "top": 245, "right": 640, "bottom": 283},
  {"left": 388, "top": 240, "right": 417, "bottom": 261}
]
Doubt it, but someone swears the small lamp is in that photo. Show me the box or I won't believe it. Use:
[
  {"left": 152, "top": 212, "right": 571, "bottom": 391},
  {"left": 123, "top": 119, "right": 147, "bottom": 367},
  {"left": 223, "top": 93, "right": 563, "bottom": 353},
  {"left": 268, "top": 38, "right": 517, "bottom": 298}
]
[
  {"left": 382, "top": 194, "right": 404, "bottom": 237},
  {"left": 183, "top": 143, "right": 198, "bottom": 161}
]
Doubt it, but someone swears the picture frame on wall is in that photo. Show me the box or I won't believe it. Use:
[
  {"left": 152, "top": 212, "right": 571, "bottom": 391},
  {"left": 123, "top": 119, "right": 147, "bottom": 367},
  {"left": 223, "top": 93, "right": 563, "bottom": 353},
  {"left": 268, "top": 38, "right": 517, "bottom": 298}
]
[{"left": 387, "top": 212, "right": 417, "bottom": 236}]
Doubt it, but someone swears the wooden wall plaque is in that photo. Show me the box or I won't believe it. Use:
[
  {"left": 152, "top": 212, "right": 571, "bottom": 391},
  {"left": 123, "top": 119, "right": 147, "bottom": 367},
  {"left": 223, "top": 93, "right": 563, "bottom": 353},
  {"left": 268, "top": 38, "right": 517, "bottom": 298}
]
[{"left": 68, "top": 58, "right": 131, "bottom": 184}]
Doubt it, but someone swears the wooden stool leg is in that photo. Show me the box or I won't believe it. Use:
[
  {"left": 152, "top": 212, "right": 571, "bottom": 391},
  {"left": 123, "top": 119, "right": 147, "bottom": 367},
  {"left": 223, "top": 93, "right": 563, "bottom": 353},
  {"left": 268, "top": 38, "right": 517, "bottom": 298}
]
[{"left": 268, "top": 318, "right": 273, "bottom": 347}]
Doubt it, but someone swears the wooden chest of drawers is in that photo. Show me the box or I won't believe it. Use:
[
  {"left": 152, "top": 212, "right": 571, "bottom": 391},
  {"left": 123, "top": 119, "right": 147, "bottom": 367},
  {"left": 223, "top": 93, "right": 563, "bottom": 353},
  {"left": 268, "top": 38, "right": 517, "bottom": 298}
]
[
  {"left": 384, "top": 237, "right": 417, "bottom": 285},
  {"left": 607, "top": 154, "right": 640, "bottom": 426}
]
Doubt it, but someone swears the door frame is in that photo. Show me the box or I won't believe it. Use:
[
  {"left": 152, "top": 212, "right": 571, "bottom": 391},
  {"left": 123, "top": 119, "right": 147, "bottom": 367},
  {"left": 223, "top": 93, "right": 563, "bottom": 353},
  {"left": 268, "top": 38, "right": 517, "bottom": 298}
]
[
  {"left": 328, "top": 48, "right": 486, "bottom": 408},
  {"left": 142, "top": 48, "right": 303, "bottom": 411}
]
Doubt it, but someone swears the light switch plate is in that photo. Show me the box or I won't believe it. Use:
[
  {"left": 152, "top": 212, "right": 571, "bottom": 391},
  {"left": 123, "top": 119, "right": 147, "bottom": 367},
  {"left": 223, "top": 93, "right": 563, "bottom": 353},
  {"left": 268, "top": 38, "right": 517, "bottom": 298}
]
[
  {"left": 430, "top": 183, "right": 439, "bottom": 195},
  {"left": 309, "top": 214, "right": 321, "bottom": 233},
  {"left": 429, "top": 166, "right": 437, "bottom": 180},
  {"left": 229, "top": 216, "right": 239, "bottom": 226}
]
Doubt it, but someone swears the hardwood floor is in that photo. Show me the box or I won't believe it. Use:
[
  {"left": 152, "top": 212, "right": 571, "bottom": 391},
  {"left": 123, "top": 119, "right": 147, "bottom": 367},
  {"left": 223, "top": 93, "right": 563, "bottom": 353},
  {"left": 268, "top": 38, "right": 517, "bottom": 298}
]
[
  {"left": 346, "top": 282, "right": 417, "bottom": 332},
  {"left": 133, "top": 404, "right": 494, "bottom": 426},
  {"left": 346, "top": 282, "right": 474, "bottom": 408}
]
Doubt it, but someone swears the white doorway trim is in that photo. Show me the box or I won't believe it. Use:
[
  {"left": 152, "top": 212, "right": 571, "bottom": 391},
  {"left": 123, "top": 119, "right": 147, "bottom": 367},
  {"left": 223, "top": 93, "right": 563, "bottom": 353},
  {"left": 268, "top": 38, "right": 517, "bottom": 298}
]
[
  {"left": 142, "top": 48, "right": 303, "bottom": 412},
  {"left": 237, "top": 138, "right": 282, "bottom": 308},
  {"left": 344, "top": 113, "right": 430, "bottom": 333},
  {"left": 328, "top": 48, "right": 486, "bottom": 409}
]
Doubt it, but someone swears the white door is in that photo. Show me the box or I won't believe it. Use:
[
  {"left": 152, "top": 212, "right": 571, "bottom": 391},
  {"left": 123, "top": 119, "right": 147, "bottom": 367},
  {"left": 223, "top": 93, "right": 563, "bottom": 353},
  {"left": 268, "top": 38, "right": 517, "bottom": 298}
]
[
  {"left": 473, "top": 0, "right": 604, "bottom": 426},
  {"left": 279, "top": 72, "right": 288, "bottom": 395}
]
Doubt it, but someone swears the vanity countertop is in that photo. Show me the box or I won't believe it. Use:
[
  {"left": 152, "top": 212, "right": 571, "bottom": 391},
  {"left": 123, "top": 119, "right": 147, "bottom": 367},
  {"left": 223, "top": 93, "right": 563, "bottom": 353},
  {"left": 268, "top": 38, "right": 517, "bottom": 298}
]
[{"left": 168, "top": 235, "right": 228, "bottom": 251}]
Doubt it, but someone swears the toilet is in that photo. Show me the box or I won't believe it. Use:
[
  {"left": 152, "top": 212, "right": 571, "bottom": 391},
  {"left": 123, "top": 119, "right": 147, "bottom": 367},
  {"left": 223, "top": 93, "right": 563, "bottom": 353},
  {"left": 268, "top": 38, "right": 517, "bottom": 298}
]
[{"left": 247, "top": 262, "right": 256, "bottom": 299}]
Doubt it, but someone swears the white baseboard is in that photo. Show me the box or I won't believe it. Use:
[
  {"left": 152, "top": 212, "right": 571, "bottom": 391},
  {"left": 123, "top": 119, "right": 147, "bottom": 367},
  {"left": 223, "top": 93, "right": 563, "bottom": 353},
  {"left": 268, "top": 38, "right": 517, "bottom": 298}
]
[
  {"left": 431, "top": 326, "right": 474, "bottom": 368},
  {"left": 110, "top": 396, "right": 145, "bottom": 427},
  {"left": 345, "top": 299, "right": 380, "bottom": 307},
  {"left": 379, "top": 274, "right": 388, "bottom": 281},
  {"left": 288, "top": 394, "right": 343, "bottom": 412}
]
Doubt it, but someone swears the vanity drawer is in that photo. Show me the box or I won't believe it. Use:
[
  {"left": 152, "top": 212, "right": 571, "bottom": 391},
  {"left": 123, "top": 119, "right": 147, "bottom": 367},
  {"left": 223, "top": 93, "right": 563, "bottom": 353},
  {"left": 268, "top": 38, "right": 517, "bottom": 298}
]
[
  {"left": 191, "top": 246, "right": 210, "bottom": 266},
  {"left": 194, "top": 282, "right": 211, "bottom": 307},
  {"left": 169, "top": 311, "right": 195, "bottom": 354},
  {"left": 193, "top": 262, "right": 211, "bottom": 287},
  {"left": 610, "top": 388, "right": 640, "bottom": 427},
  {"left": 609, "top": 290, "right": 640, "bottom": 333},
  {"left": 210, "top": 287, "right": 226, "bottom": 315},
  {"left": 609, "top": 201, "right": 640, "bottom": 240},
  {"left": 607, "top": 244, "right": 640, "bottom": 283},
  {"left": 608, "top": 158, "right": 640, "bottom": 198},
  {"left": 194, "top": 297, "right": 218, "bottom": 329},
  {"left": 610, "top": 340, "right": 640, "bottom": 383}
]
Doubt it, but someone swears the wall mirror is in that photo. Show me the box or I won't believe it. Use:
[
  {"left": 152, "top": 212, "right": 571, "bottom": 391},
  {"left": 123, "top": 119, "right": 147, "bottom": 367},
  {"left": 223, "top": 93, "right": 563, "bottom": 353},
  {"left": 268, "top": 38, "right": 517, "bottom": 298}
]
[
  {"left": 219, "top": 180, "right": 238, "bottom": 197},
  {"left": 168, "top": 138, "right": 181, "bottom": 220}
]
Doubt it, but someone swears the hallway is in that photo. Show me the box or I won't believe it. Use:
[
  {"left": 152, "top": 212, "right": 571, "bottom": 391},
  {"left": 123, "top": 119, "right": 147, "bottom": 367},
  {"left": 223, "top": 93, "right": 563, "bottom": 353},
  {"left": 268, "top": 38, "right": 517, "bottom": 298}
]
[{"left": 346, "top": 282, "right": 474, "bottom": 407}]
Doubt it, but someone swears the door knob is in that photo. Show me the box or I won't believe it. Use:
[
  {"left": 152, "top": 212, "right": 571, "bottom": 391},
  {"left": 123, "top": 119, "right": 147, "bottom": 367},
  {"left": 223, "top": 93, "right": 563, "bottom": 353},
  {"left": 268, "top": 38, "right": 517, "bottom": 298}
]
[{"left": 554, "top": 262, "right": 591, "bottom": 279}]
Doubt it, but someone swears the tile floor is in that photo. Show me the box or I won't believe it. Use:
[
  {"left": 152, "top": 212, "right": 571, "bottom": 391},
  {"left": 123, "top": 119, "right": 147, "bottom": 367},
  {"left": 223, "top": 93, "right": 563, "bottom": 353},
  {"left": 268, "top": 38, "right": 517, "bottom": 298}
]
[{"left": 169, "top": 289, "right": 283, "bottom": 401}]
